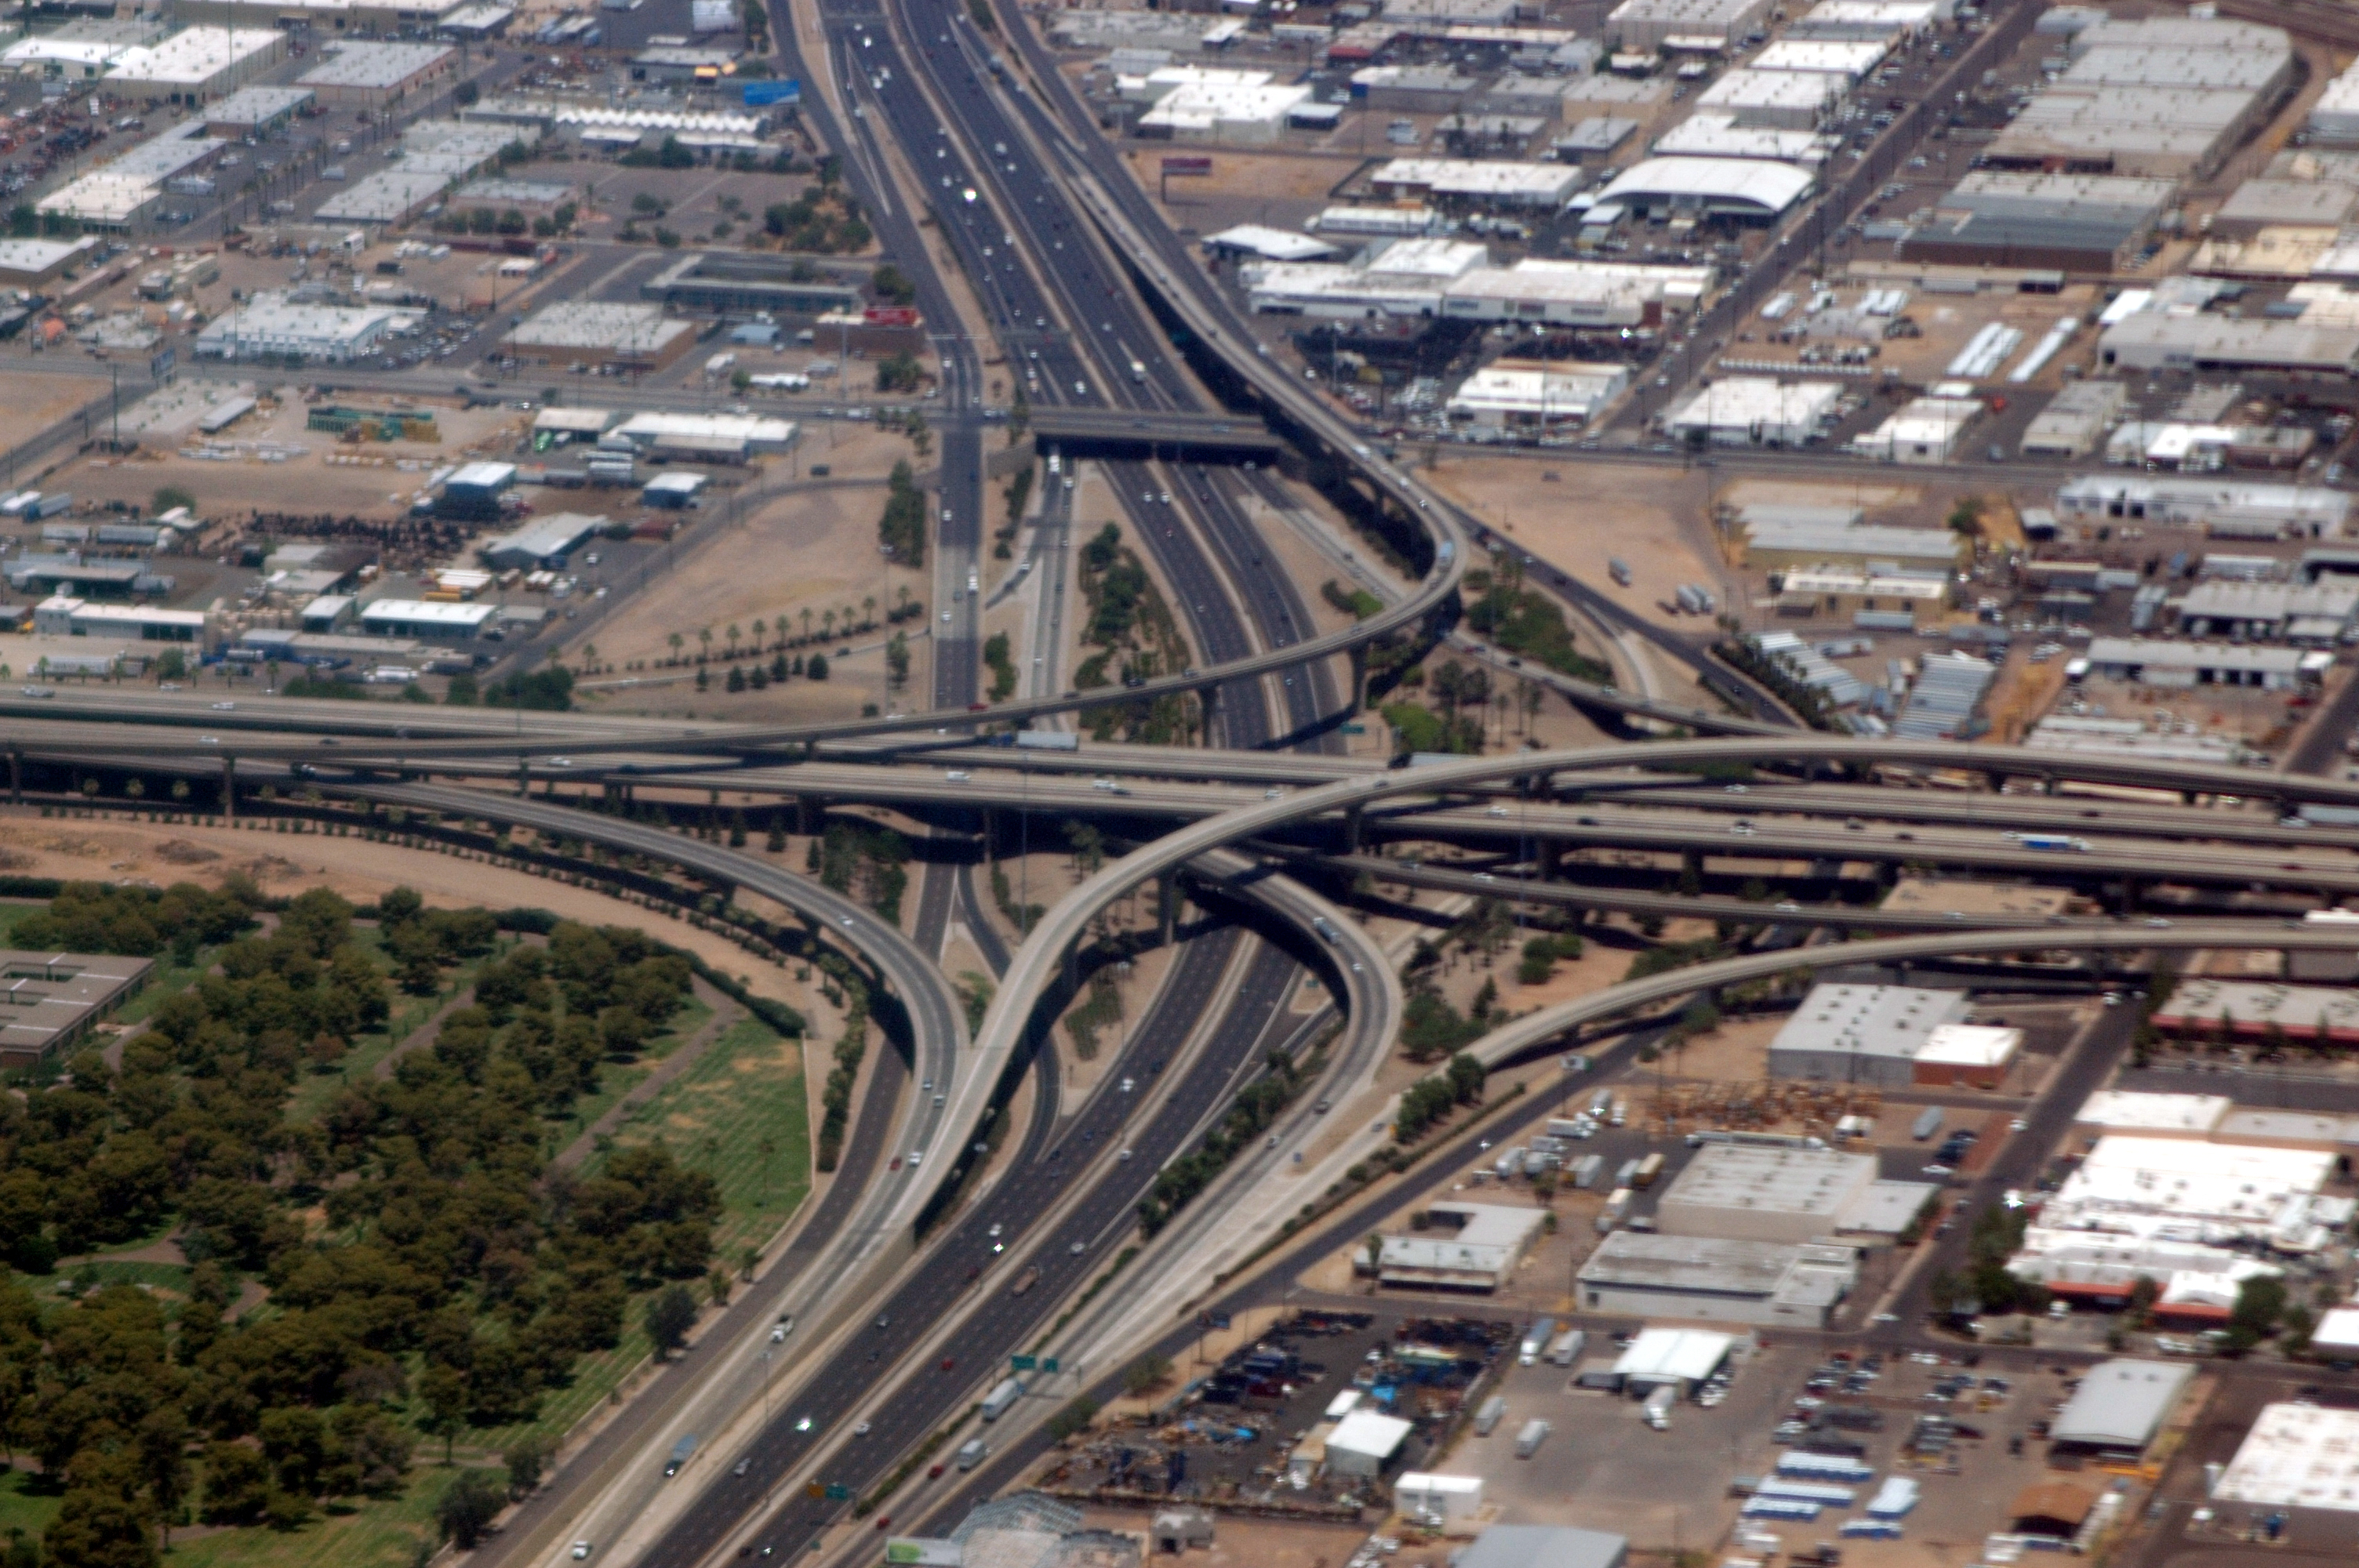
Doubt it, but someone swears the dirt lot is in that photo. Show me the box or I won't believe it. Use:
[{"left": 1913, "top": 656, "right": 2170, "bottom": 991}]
[{"left": 0, "top": 371, "right": 111, "bottom": 469}]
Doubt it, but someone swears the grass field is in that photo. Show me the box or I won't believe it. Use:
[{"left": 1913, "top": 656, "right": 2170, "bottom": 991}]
[
  {"left": 165, "top": 1465, "right": 497, "bottom": 1568},
  {"left": 0, "top": 1468, "right": 64, "bottom": 1543}
]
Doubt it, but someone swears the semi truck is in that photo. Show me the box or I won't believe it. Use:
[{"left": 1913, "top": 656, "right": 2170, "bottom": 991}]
[
  {"left": 1515, "top": 1419, "right": 1551, "bottom": 1458},
  {"left": 664, "top": 1435, "right": 698, "bottom": 1475},
  {"left": 1519, "top": 1317, "right": 1556, "bottom": 1367},
  {"left": 1474, "top": 1396, "right": 1507, "bottom": 1435}
]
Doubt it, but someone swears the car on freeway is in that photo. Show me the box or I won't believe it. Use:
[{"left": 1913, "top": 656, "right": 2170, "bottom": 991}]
[{"left": 572, "top": 1543, "right": 593, "bottom": 1560}]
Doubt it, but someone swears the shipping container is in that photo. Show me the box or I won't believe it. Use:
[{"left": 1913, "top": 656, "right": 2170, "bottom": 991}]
[
  {"left": 1474, "top": 1396, "right": 1507, "bottom": 1435},
  {"left": 1547, "top": 1329, "right": 1587, "bottom": 1367},
  {"left": 1596, "top": 1187, "right": 1634, "bottom": 1232},
  {"left": 1644, "top": 1385, "right": 1675, "bottom": 1430},
  {"left": 1910, "top": 1107, "right": 1943, "bottom": 1142},
  {"left": 1569, "top": 1153, "right": 1605, "bottom": 1190},
  {"left": 1632, "top": 1152, "right": 1665, "bottom": 1189},
  {"left": 1014, "top": 731, "right": 1080, "bottom": 751},
  {"left": 1514, "top": 1418, "right": 1551, "bottom": 1458}
]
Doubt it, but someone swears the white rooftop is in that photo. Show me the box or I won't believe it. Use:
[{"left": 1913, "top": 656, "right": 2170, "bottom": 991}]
[
  {"left": 2212, "top": 1403, "right": 2359, "bottom": 1511},
  {"left": 107, "top": 27, "right": 280, "bottom": 85},
  {"left": 361, "top": 598, "right": 496, "bottom": 626},
  {"left": 1595, "top": 156, "right": 1815, "bottom": 214},
  {"left": 2049, "top": 1358, "right": 2191, "bottom": 1450},
  {"left": 1914, "top": 1023, "right": 2021, "bottom": 1069},
  {"left": 300, "top": 40, "right": 453, "bottom": 89},
  {"left": 1750, "top": 38, "right": 1887, "bottom": 76},
  {"left": 1612, "top": 1327, "right": 1736, "bottom": 1384},
  {"left": 2074, "top": 1091, "right": 2231, "bottom": 1135},
  {"left": 1328, "top": 1409, "right": 1414, "bottom": 1460}
]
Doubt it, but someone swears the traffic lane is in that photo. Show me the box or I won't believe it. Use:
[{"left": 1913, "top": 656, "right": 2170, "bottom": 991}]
[{"left": 643, "top": 931, "right": 1289, "bottom": 1565}]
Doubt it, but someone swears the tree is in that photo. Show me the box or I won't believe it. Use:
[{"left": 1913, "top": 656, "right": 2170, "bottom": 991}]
[
  {"left": 45, "top": 1486, "right": 154, "bottom": 1568},
  {"left": 419, "top": 1364, "right": 467, "bottom": 1464},
  {"left": 434, "top": 1470, "right": 506, "bottom": 1550},
  {"left": 135, "top": 1406, "right": 191, "bottom": 1546},
  {"left": 1120, "top": 1354, "right": 1172, "bottom": 1398},
  {"left": 2225, "top": 1275, "right": 2288, "bottom": 1353},
  {"left": 503, "top": 1436, "right": 551, "bottom": 1501},
  {"left": 645, "top": 1284, "right": 698, "bottom": 1358},
  {"left": 151, "top": 486, "right": 195, "bottom": 516},
  {"left": 805, "top": 654, "right": 829, "bottom": 682}
]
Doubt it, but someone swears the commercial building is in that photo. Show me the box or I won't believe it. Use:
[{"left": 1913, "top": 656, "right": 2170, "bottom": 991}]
[
  {"left": 359, "top": 599, "right": 497, "bottom": 641},
  {"left": 2148, "top": 978, "right": 2359, "bottom": 1047},
  {"left": 2212, "top": 179, "right": 2359, "bottom": 241},
  {"left": 1750, "top": 38, "right": 1887, "bottom": 78},
  {"left": 2081, "top": 637, "right": 2328, "bottom": 690},
  {"left": 1696, "top": 70, "right": 1839, "bottom": 132},
  {"left": 0, "top": 238, "right": 97, "bottom": 291},
  {"left": 1592, "top": 158, "right": 1813, "bottom": 223},
  {"left": 1772, "top": 566, "right": 1949, "bottom": 623},
  {"left": 5, "top": 556, "right": 152, "bottom": 599},
  {"left": 104, "top": 27, "right": 287, "bottom": 105},
  {"left": 1605, "top": 0, "right": 1777, "bottom": 53},
  {"left": 1367, "top": 158, "right": 1584, "bottom": 209},
  {"left": 33, "top": 597, "right": 207, "bottom": 642},
  {"left": 203, "top": 84, "right": 315, "bottom": 138},
  {"left": 1741, "top": 514, "right": 1964, "bottom": 572},
  {"left": 480, "top": 513, "right": 605, "bottom": 571},
  {"left": 2055, "top": 475, "right": 2354, "bottom": 537},
  {"left": 1653, "top": 114, "right": 1832, "bottom": 165},
  {"left": 1445, "top": 360, "right": 1630, "bottom": 432},
  {"left": 1373, "top": 1201, "right": 1544, "bottom": 1290},
  {"left": 2047, "top": 1359, "right": 2193, "bottom": 1457},
  {"left": 297, "top": 41, "right": 457, "bottom": 108},
  {"left": 2099, "top": 315, "right": 2359, "bottom": 377},
  {"left": 612, "top": 410, "right": 796, "bottom": 457},
  {"left": 1791, "top": 0, "right": 1948, "bottom": 39},
  {"left": 195, "top": 293, "right": 405, "bottom": 362},
  {"left": 1457, "top": 1528, "right": 1627, "bottom": 1568},
  {"left": 0, "top": 950, "right": 154, "bottom": 1067},
  {"left": 1607, "top": 1327, "right": 1736, "bottom": 1394},
  {"left": 2038, "top": 1134, "right": 2338, "bottom": 1249},
  {"left": 2071, "top": 1091, "right": 2231, "bottom": 1144},
  {"left": 2021, "top": 379, "right": 2128, "bottom": 458},
  {"left": 2175, "top": 579, "right": 2359, "bottom": 641},
  {"left": 1656, "top": 1145, "right": 1877, "bottom": 1243},
  {"left": 1905, "top": 172, "right": 2173, "bottom": 272},
  {"left": 1576, "top": 1234, "right": 1859, "bottom": 1327},
  {"left": 642, "top": 252, "right": 863, "bottom": 318},
  {"left": 1767, "top": 982, "right": 1972, "bottom": 1087},
  {"left": 1660, "top": 377, "right": 1843, "bottom": 447},
  {"left": 1441, "top": 258, "right": 1710, "bottom": 327},
  {"left": 1136, "top": 78, "right": 1310, "bottom": 144},
  {"left": 1200, "top": 226, "right": 1337, "bottom": 264},
  {"left": 2213, "top": 1404, "right": 2359, "bottom": 1512},
  {"left": 165, "top": 0, "right": 471, "bottom": 31},
  {"left": 1850, "top": 396, "right": 1979, "bottom": 464},
  {"left": 3, "top": 34, "right": 136, "bottom": 79},
  {"left": 37, "top": 172, "right": 161, "bottom": 231},
  {"left": 504, "top": 301, "right": 696, "bottom": 372},
  {"left": 1982, "top": 16, "right": 2288, "bottom": 180},
  {"left": 2313, "top": 60, "right": 2359, "bottom": 147}
]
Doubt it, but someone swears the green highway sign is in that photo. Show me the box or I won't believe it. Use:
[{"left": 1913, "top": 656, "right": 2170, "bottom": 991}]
[
  {"left": 1010, "top": 1355, "right": 1038, "bottom": 1371},
  {"left": 1340, "top": 723, "right": 1366, "bottom": 735},
  {"left": 1041, "top": 1357, "right": 1061, "bottom": 1374},
  {"left": 825, "top": 1483, "right": 852, "bottom": 1501}
]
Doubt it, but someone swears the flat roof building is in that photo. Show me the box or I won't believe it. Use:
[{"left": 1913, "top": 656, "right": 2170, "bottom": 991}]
[
  {"left": 1325, "top": 1410, "right": 1412, "bottom": 1479},
  {"left": 1908, "top": 171, "right": 2175, "bottom": 272},
  {"left": 642, "top": 252, "right": 864, "bottom": 318},
  {"left": 1578, "top": 1233, "right": 1860, "bottom": 1327},
  {"left": 2083, "top": 637, "right": 2328, "bottom": 690},
  {"left": 1653, "top": 113, "right": 1832, "bottom": 165},
  {"left": 34, "top": 596, "right": 207, "bottom": 642},
  {"left": 2101, "top": 314, "right": 2359, "bottom": 377},
  {"left": 2048, "top": 1359, "right": 2192, "bottom": 1457},
  {"left": 1605, "top": 0, "right": 1777, "bottom": 52},
  {"left": 1368, "top": 158, "right": 1584, "bottom": 208},
  {"left": 2022, "top": 379, "right": 2130, "bottom": 458},
  {"left": 358, "top": 600, "right": 496, "bottom": 641},
  {"left": 505, "top": 301, "right": 696, "bottom": 372},
  {"left": 2213, "top": 1403, "right": 2359, "bottom": 1512},
  {"left": 2149, "top": 978, "right": 2359, "bottom": 1047},
  {"left": 1695, "top": 71, "right": 1840, "bottom": 132},
  {"left": 612, "top": 410, "right": 796, "bottom": 455},
  {"left": 2312, "top": 59, "right": 2359, "bottom": 147},
  {"left": 1656, "top": 1145, "right": 1879, "bottom": 1243},
  {"left": 1458, "top": 1528, "right": 1627, "bottom": 1568},
  {"left": 0, "top": 238, "right": 98, "bottom": 290},
  {"left": 1374, "top": 1202, "right": 1545, "bottom": 1290},
  {"left": 297, "top": 41, "right": 456, "bottom": 108},
  {"left": 1750, "top": 38, "right": 1886, "bottom": 78},
  {"left": 2056, "top": 474, "right": 2353, "bottom": 537},
  {"left": 1594, "top": 156, "right": 1813, "bottom": 223},
  {"left": 1768, "top": 982, "right": 1972, "bottom": 1087},
  {"left": 1660, "top": 377, "right": 1842, "bottom": 447},
  {"left": 195, "top": 293, "right": 405, "bottom": 362},
  {"left": 37, "top": 172, "right": 161, "bottom": 231},
  {"left": 1445, "top": 360, "right": 1630, "bottom": 431},
  {"left": 1850, "top": 395, "right": 1980, "bottom": 465},
  {"left": 203, "top": 84, "right": 314, "bottom": 137},
  {"left": 0, "top": 950, "right": 154, "bottom": 1066},
  {"left": 1743, "top": 516, "right": 1964, "bottom": 573},
  {"left": 166, "top": 0, "right": 471, "bottom": 31},
  {"left": 104, "top": 27, "right": 287, "bottom": 104},
  {"left": 2073, "top": 1091, "right": 2232, "bottom": 1144}
]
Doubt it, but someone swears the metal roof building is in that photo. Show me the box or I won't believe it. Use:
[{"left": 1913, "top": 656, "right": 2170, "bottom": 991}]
[
  {"left": 104, "top": 27, "right": 286, "bottom": 103},
  {"left": 2048, "top": 1360, "right": 2192, "bottom": 1456},
  {"left": 505, "top": 302, "right": 696, "bottom": 372},
  {"left": 480, "top": 512, "right": 604, "bottom": 571},
  {"left": 1608, "top": 1327, "right": 1736, "bottom": 1392},
  {"left": 1577, "top": 1233, "right": 1860, "bottom": 1327},
  {"left": 359, "top": 599, "right": 497, "bottom": 640},
  {"left": 1663, "top": 377, "right": 1844, "bottom": 447},
  {"left": 1605, "top": 0, "right": 1777, "bottom": 52},
  {"left": 1655, "top": 1145, "right": 1878, "bottom": 1243},
  {"left": 1906, "top": 172, "right": 2174, "bottom": 271},
  {"left": 194, "top": 293, "right": 405, "bottom": 361},
  {"left": 1695, "top": 70, "right": 1840, "bottom": 132},
  {"left": 1458, "top": 1526, "right": 1628, "bottom": 1568},
  {"left": 2084, "top": 637, "right": 2328, "bottom": 690},
  {"left": 1768, "top": 982, "right": 1972, "bottom": 1087},
  {"left": 1593, "top": 157, "right": 1813, "bottom": 222}
]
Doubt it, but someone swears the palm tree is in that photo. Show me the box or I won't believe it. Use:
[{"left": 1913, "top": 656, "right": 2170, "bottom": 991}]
[
  {"left": 698, "top": 627, "right": 714, "bottom": 662},
  {"left": 861, "top": 594, "right": 876, "bottom": 630},
  {"left": 799, "top": 607, "right": 813, "bottom": 641},
  {"left": 820, "top": 608, "right": 835, "bottom": 639},
  {"left": 668, "top": 632, "right": 684, "bottom": 662},
  {"left": 839, "top": 605, "right": 856, "bottom": 639},
  {"left": 725, "top": 622, "right": 741, "bottom": 658},
  {"left": 896, "top": 586, "right": 912, "bottom": 616},
  {"left": 772, "top": 614, "right": 788, "bottom": 650}
]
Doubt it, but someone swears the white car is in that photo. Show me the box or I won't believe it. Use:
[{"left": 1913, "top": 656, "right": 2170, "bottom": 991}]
[
  {"left": 572, "top": 1544, "right": 593, "bottom": 1561},
  {"left": 211, "top": 700, "right": 237, "bottom": 710}
]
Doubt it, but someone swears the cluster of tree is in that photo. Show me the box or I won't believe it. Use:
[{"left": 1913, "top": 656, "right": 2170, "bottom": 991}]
[
  {"left": 13, "top": 880, "right": 256, "bottom": 964},
  {"left": 877, "top": 459, "right": 927, "bottom": 569},
  {"left": 809, "top": 821, "right": 910, "bottom": 924},
  {"left": 874, "top": 352, "right": 926, "bottom": 394},
  {"left": 762, "top": 187, "right": 870, "bottom": 252},
  {"left": 1715, "top": 634, "right": 1843, "bottom": 731},
  {"left": 0, "top": 887, "right": 719, "bottom": 1566},
  {"left": 983, "top": 632, "right": 1019, "bottom": 702},
  {"left": 376, "top": 887, "right": 499, "bottom": 996},
  {"left": 1393, "top": 1052, "right": 1487, "bottom": 1143},
  {"left": 1517, "top": 930, "right": 1585, "bottom": 987},
  {"left": 1623, "top": 935, "right": 1730, "bottom": 982},
  {"left": 1138, "top": 1050, "right": 1307, "bottom": 1236},
  {"left": 1461, "top": 563, "right": 1611, "bottom": 684},
  {"left": 994, "top": 468, "right": 1032, "bottom": 561},
  {"left": 1071, "top": 525, "right": 1194, "bottom": 745},
  {"left": 1081, "top": 524, "right": 1149, "bottom": 648},
  {"left": 461, "top": 666, "right": 576, "bottom": 712},
  {"left": 814, "top": 982, "right": 870, "bottom": 1174},
  {"left": 1399, "top": 977, "right": 1490, "bottom": 1063},
  {"left": 1929, "top": 1203, "right": 2048, "bottom": 1320},
  {"left": 1321, "top": 579, "right": 1383, "bottom": 621}
]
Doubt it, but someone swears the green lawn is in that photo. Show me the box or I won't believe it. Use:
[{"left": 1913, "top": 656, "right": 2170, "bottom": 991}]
[
  {"left": 0, "top": 1468, "right": 64, "bottom": 1543},
  {"left": 530, "top": 996, "right": 717, "bottom": 1161},
  {"left": 163, "top": 1465, "right": 496, "bottom": 1568},
  {"left": 474, "top": 1013, "right": 808, "bottom": 1452}
]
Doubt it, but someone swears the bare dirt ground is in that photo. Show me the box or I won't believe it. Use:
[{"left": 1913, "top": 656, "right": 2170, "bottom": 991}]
[
  {"left": 1427, "top": 456, "right": 1728, "bottom": 624},
  {"left": 0, "top": 808, "right": 819, "bottom": 1013},
  {"left": 0, "top": 372, "right": 111, "bottom": 461}
]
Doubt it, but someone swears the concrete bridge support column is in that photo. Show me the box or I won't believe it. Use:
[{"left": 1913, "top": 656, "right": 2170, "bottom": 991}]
[
  {"left": 5, "top": 746, "right": 16, "bottom": 806},
  {"left": 222, "top": 756, "right": 236, "bottom": 823},
  {"left": 1198, "top": 684, "right": 1219, "bottom": 748},
  {"left": 1347, "top": 644, "right": 1369, "bottom": 713}
]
